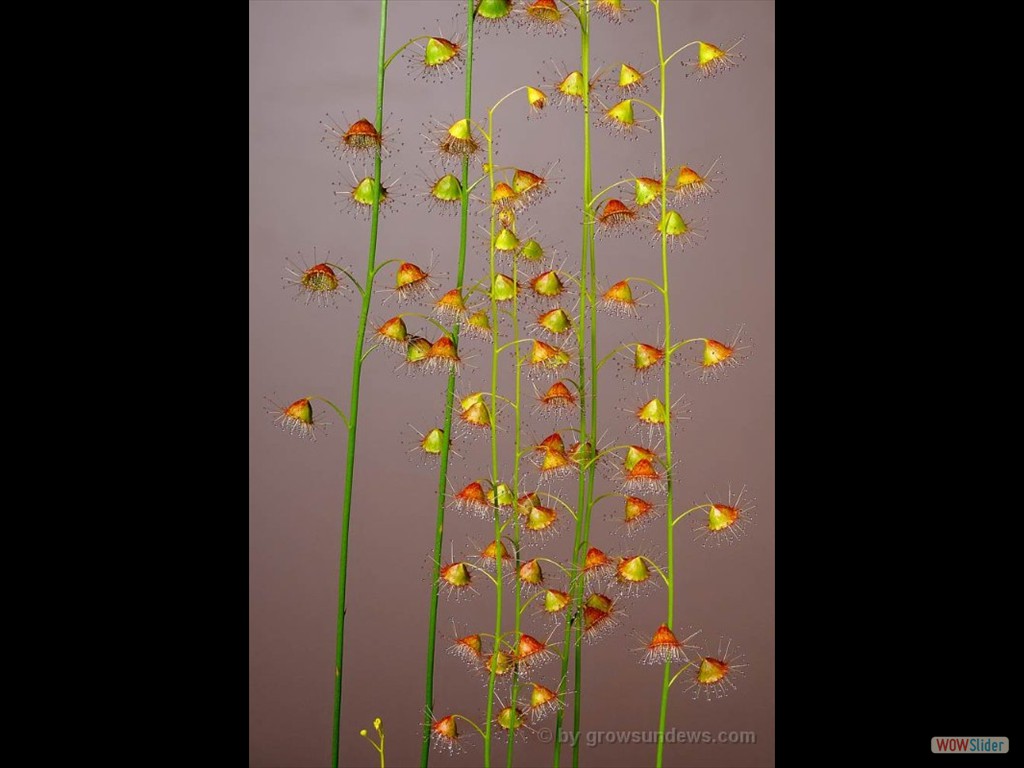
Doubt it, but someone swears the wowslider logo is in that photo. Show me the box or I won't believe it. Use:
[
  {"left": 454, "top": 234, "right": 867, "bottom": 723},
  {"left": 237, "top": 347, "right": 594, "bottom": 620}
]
[{"left": 932, "top": 737, "right": 1009, "bottom": 754}]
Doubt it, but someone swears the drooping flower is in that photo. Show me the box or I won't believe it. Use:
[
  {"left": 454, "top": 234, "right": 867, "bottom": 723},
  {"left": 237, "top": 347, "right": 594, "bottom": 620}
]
[
  {"left": 393, "top": 261, "right": 435, "bottom": 301},
  {"left": 491, "top": 273, "right": 519, "bottom": 302},
  {"left": 521, "top": 0, "right": 566, "bottom": 35},
  {"left": 582, "top": 592, "right": 620, "bottom": 640},
  {"left": 484, "top": 650, "right": 515, "bottom": 677},
  {"left": 599, "top": 280, "right": 640, "bottom": 318},
  {"left": 633, "top": 343, "right": 665, "bottom": 378},
  {"left": 486, "top": 482, "right": 516, "bottom": 512},
  {"left": 622, "top": 495, "right": 659, "bottom": 535},
  {"left": 694, "top": 485, "right": 755, "bottom": 546},
  {"left": 321, "top": 116, "right": 384, "bottom": 158},
  {"left": 415, "top": 35, "right": 464, "bottom": 82},
  {"left": 537, "top": 307, "right": 573, "bottom": 336},
  {"left": 518, "top": 558, "right": 544, "bottom": 587},
  {"left": 464, "top": 310, "right": 493, "bottom": 340},
  {"left": 592, "top": 0, "right": 635, "bottom": 23},
  {"left": 596, "top": 198, "right": 638, "bottom": 232},
  {"left": 477, "top": 0, "right": 515, "bottom": 23},
  {"left": 430, "top": 715, "right": 462, "bottom": 754},
  {"left": 615, "top": 555, "right": 654, "bottom": 595},
  {"left": 519, "top": 237, "right": 549, "bottom": 263},
  {"left": 614, "top": 62, "right": 647, "bottom": 94},
  {"left": 686, "top": 39, "right": 745, "bottom": 80},
  {"left": 401, "top": 336, "right": 433, "bottom": 372},
  {"left": 633, "top": 176, "right": 663, "bottom": 208},
  {"left": 411, "top": 426, "right": 447, "bottom": 462},
  {"left": 683, "top": 637, "right": 747, "bottom": 701},
  {"left": 542, "top": 589, "right": 571, "bottom": 617},
  {"left": 439, "top": 561, "right": 473, "bottom": 596},
  {"left": 527, "top": 682, "right": 563, "bottom": 721},
  {"left": 431, "top": 118, "right": 482, "bottom": 162},
  {"left": 493, "top": 226, "right": 521, "bottom": 256},
  {"left": 426, "top": 172, "right": 464, "bottom": 214},
  {"left": 697, "top": 328, "right": 748, "bottom": 382},
  {"left": 434, "top": 288, "right": 468, "bottom": 322},
  {"left": 526, "top": 86, "right": 548, "bottom": 115},
  {"left": 284, "top": 259, "right": 343, "bottom": 308},
  {"left": 374, "top": 316, "right": 408, "bottom": 352},
  {"left": 452, "top": 481, "right": 492, "bottom": 518},
  {"left": 511, "top": 168, "right": 551, "bottom": 207},
  {"left": 495, "top": 705, "right": 527, "bottom": 735},
  {"left": 567, "top": 441, "right": 594, "bottom": 468},
  {"left": 492, "top": 182, "right": 519, "bottom": 211},
  {"left": 582, "top": 546, "right": 614, "bottom": 585},
  {"left": 640, "top": 624, "right": 694, "bottom": 664},
  {"left": 673, "top": 159, "right": 721, "bottom": 202},
  {"left": 271, "top": 397, "right": 325, "bottom": 441},
  {"left": 479, "top": 539, "right": 515, "bottom": 572},
  {"left": 459, "top": 392, "right": 492, "bottom": 432},
  {"left": 450, "top": 632, "right": 484, "bottom": 664},
  {"left": 536, "top": 380, "right": 577, "bottom": 410},
  {"left": 335, "top": 173, "right": 390, "bottom": 218},
  {"left": 621, "top": 458, "right": 665, "bottom": 495},
  {"left": 426, "top": 335, "right": 462, "bottom": 375},
  {"left": 527, "top": 340, "right": 572, "bottom": 375},
  {"left": 529, "top": 270, "right": 565, "bottom": 300},
  {"left": 601, "top": 99, "right": 646, "bottom": 137},
  {"left": 654, "top": 209, "right": 704, "bottom": 250},
  {"left": 515, "top": 633, "right": 555, "bottom": 669}
]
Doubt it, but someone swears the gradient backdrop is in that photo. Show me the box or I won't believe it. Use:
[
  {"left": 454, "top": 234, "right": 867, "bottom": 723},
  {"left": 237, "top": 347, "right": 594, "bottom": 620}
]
[{"left": 250, "top": 1, "right": 774, "bottom": 765}]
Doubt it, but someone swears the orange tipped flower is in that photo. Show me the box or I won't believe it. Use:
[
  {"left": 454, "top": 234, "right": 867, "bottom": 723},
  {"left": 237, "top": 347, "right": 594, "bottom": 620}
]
[
  {"left": 582, "top": 592, "right": 619, "bottom": 640},
  {"left": 338, "top": 175, "right": 389, "bottom": 217},
  {"left": 655, "top": 209, "right": 703, "bottom": 250},
  {"left": 480, "top": 539, "right": 513, "bottom": 571},
  {"left": 527, "top": 682, "right": 562, "bottom": 721},
  {"left": 537, "top": 380, "right": 576, "bottom": 410},
  {"left": 616, "top": 555, "right": 652, "bottom": 587},
  {"left": 528, "top": 340, "right": 571, "bottom": 373},
  {"left": 434, "top": 288, "right": 467, "bottom": 322},
  {"left": 636, "top": 398, "right": 669, "bottom": 427},
  {"left": 439, "top": 561, "right": 472, "bottom": 593},
  {"left": 459, "top": 395, "right": 492, "bottom": 431},
  {"left": 616, "top": 62, "right": 646, "bottom": 93},
  {"left": 426, "top": 335, "right": 461, "bottom": 374},
  {"left": 512, "top": 168, "right": 549, "bottom": 206},
  {"left": 622, "top": 458, "right": 664, "bottom": 494},
  {"left": 419, "top": 36, "right": 463, "bottom": 81},
  {"left": 427, "top": 173, "right": 463, "bottom": 213},
  {"left": 272, "top": 397, "right": 323, "bottom": 440},
  {"left": 529, "top": 270, "right": 565, "bottom": 299},
  {"left": 642, "top": 624, "right": 689, "bottom": 665},
  {"left": 542, "top": 589, "right": 571, "bottom": 615},
  {"left": 698, "top": 330, "right": 746, "bottom": 381},
  {"left": 487, "top": 482, "right": 516, "bottom": 510},
  {"left": 321, "top": 116, "right": 383, "bottom": 158},
  {"left": 622, "top": 496, "right": 658, "bottom": 535},
  {"left": 602, "top": 99, "right": 643, "bottom": 137},
  {"left": 403, "top": 336, "right": 433, "bottom": 370},
  {"left": 375, "top": 316, "right": 408, "bottom": 352},
  {"left": 633, "top": 343, "right": 665, "bottom": 375},
  {"left": 492, "top": 182, "right": 519, "bottom": 210},
  {"left": 526, "top": 86, "right": 548, "bottom": 113},
  {"left": 600, "top": 280, "right": 640, "bottom": 317},
  {"left": 492, "top": 273, "right": 518, "bottom": 302},
  {"left": 496, "top": 705, "right": 527, "bottom": 733},
  {"left": 523, "top": 0, "right": 565, "bottom": 33},
  {"left": 394, "top": 262, "right": 434, "bottom": 300},
  {"left": 674, "top": 160, "right": 721, "bottom": 202},
  {"left": 537, "top": 307, "right": 573, "bottom": 336},
  {"left": 596, "top": 198, "right": 638, "bottom": 231},
  {"left": 695, "top": 486, "right": 755, "bottom": 545},
  {"left": 519, "top": 558, "right": 544, "bottom": 586},
  {"left": 555, "top": 70, "right": 586, "bottom": 106},
  {"left": 624, "top": 445, "right": 657, "bottom": 471},
  {"left": 538, "top": 433, "right": 565, "bottom": 453},
  {"left": 567, "top": 441, "right": 594, "bottom": 467},
  {"left": 688, "top": 38, "right": 745, "bottom": 79},
  {"left": 465, "top": 309, "right": 493, "bottom": 340},
  {"left": 537, "top": 449, "right": 572, "bottom": 480},
  {"left": 685, "top": 638, "right": 745, "bottom": 700},
  {"left": 485, "top": 650, "right": 515, "bottom": 677},
  {"left": 516, "top": 633, "right": 555, "bottom": 668},
  {"left": 524, "top": 502, "right": 558, "bottom": 534},
  {"left": 583, "top": 547, "right": 613, "bottom": 584},
  {"left": 593, "top": 0, "right": 633, "bottom": 22},
  {"left": 453, "top": 481, "right": 492, "bottom": 518},
  {"left": 633, "top": 176, "right": 663, "bottom": 207},
  {"left": 450, "top": 633, "right": 483, "bottom": 664},
  {"left": 430, "top": 715, "right": 462, "bottom": 754},
  {"left": 284, "top": 261, "right": 342, "bottom": 308},
  {"left": 418, "top": 427, "right": 446, "bottom": 456}
]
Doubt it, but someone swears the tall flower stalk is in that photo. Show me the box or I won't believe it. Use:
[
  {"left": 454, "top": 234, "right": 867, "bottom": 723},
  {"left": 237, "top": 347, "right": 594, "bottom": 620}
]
[
  {"left": 331, "top": 2, "right": 389, "bottom": 765},
  {"left": 421, "top": 2, "right": 476, "bottom": 765}
]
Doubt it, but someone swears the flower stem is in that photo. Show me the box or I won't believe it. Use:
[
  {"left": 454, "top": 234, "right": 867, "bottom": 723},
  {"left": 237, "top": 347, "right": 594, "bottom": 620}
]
[
  {"left": 420, "top": 3, "right": 474, "bottom": 766},
  {"left": 331, "top": 1, "right": 387, "bottom": 766},
  {"left": 651, "top": 3, "right": 676, "bottom": 766}
]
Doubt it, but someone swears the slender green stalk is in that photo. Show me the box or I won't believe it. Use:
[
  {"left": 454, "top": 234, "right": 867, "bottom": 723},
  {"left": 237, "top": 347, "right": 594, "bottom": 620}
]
[
  {"left": 571, "top": 3, "right": 592, "bottom": 766},
  {"left": 332, "top": 2, "right": 388, "bottom": 766},
  {"left": 651, "top": 2, "right": 675, "bottom": 766},
  {"left": 484, "top": 109, "right": 501, "bottom": 768},
  {"left": 421, "top": 2, "right": 475, "bottom": 766}
]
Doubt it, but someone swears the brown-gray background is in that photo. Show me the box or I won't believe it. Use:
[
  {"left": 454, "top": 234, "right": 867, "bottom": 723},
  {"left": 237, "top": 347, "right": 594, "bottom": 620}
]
[{"left": 250, "top": 1, "right": 774, "bottom": 765}]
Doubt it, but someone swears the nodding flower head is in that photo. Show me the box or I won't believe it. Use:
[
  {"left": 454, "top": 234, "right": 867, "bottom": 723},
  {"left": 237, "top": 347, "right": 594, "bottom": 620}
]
[
  {"left": 516, "top": 633, "right": 555, "bottom": 668},
  {"left": 271, "top": 397, "right": 323, "bottom": 441},
  {"left": 480, "top": 540, "right": 514, "bottom": 572},
  {"left": 485, "top": 650, "right": 515, "bottom": 677},
  {"left": 615, "top": 63, "right": 647, "bottom": 93},
  {"left": 440, "top": 561, "right": 473, "bottom": 592},
  {"left": 596, "top": 198, "right": 638, "bottom": 232},
  {"left": 633, "top": 176, "right": 663, "bottom": 208},
  {"left": 698, "top": 330, "right": 747, "bottom": 382},
  {"left": 285, "top": 260, "right": 342, "bottom": 308},
  {"left": 695, "top": 486, "right": 755, "bottom": 545},
  {"left": 426, "top": 335, "right": 461, "bottom": 375},
  {"left": 434, "top": 288, "right": 468, "bottom": 322},
  {"left": 436, "top": 118, "right": 481, "bottom": 160},
  {"left": 477, "top": 0, "right": 514, "bottom": 22},
  {"left": 655, "top": 209, "right": 703, "bottom": 250},
  {"left": 592, "top": 0, "right": 634, "bottom": 23},
  {"left": 523, "top": 500, "right": 558, "bottom": 534},
  {"left": 492, "top": 182, "right": 519, "bottom": 211},
  {"left": 491, "top": 273, "right": 519, "bottom": 302},
  {"left": 535, "top": 441, "right": 573, "bottom": 480},
  {"left": 616, "top": 555, "right": 652, "bottom": 588},
  {"left": 339, "top": 175, "right": 389, "bottom": 216},
  {"left": 685, "top": 638, "right": 746, "bottom": 700},
  {"left": 601, "top": 99, "right": 643, "bottom": 137},
  {"left": 567, "top": 440, "right": 594, "bottom": 467},
  {"left": 537, "top": 307, "right": 573, "bottom": 336},
  {"left": 528, "top": 340, "right": 572, "bottom": 374},
  {"left": 622, "top": 458, "right": 664, "bottom": 494},
  {"left": 543, "top": 588, "right": 571, "bottom": 616},
  {"left": 528, "top": 683, "right": 562, "bottom": 721},
  {"left": 600, "top": 280, "right": 640, "bottom": 318},
  {"left": 394, "top": 262, "right": 434, "bottom": 301},
  {"left": 486, "top": 482, "right": 516, "bottom": 510},
  {"left": 554, "top": 69, "right": 587, "bottom": 108},
  {"left": 537, "top": 380, "right": 577, "bottom": 410},
  {"left": 496, "top": 705, "right": 527, "bottom": 733},
  {"left": 465, "top": 310, "right": 493, "bottom": 340},
  {"left": 642, "top": 624, "right": 692, "bottom": 665},
  {"left": 636, "top": 397, "right": 669, "bottom": 428},
  {"left": 537, "top": 433, "right": 565, "bottom": 453},
  {"left": 453, "top": 481, "right": 492, "bottom": 518},
  {"left": 620, "top": 495, "right": 659, "bottom": 535},
  {"left": 674, "top": 161, "right": 720, "bottom": 202},
  {"left": 522, "top": 0, "right": 566, "bottom": 35},
  {"left": 321, "top": 116, "right": 383, "bottom": 158},
  {"left": 494, "top": 226, "right": 521, "bottom": 255},
  {"left": 688, "top": 39, "right": 745, "bottom": 80},
  {"left": 519, "top": 238, "right": 548, "bottom": 263},
  {"left": 633, "top": 343, "right": 665, "bottom": 376},
  {"left": 450, "top": 633, "right": 484, "bottom": 664},
  {"left": 527, "top": 86, "right": 548, "bottom": 113},
  {"left": 529, "top": 270, "right": 565, "bottom": 299},
  {"left": 583, "top": 592, "right": 620, "bottom": 640},
  {"left": 582, "top": 547, "right": 614, "bottom": 584},
  {"left": 430, "top": 715, "right": 462, "bottom": 754},
  {"left": 420, "top": 36, "right": 463, "bottom": 80},
  {"left": 519, "top": 557, "right": 544, "bottom": 586},
  {"left": 418, "top": 427, "right": 447, "bottom": 457},
  {"left": 511, "top": 168, "right": 550, "bottom": 207},
  {"left": 375, "top": 316, "right": 408, "bottom": 352},
  {"left": 403, "top": 336, "right": 433, "bottom": 370},
  {"left": 459, "top": 393, "right": 492, "bottom": 431},
  {"left": 428, "top": 173, "right": 464, "bottom": 212},
  {"left": 624, "top": 445, "right": 656, "bottom": 472}
]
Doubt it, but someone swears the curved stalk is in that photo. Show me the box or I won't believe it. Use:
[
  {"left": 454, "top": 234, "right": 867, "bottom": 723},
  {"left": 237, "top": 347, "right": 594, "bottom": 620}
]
[
  {"left": 331, "top": 2, "right": 388, "bottom": 766},
  {"left": 420, "top": 3, "right": 475, "bottom": 765}
]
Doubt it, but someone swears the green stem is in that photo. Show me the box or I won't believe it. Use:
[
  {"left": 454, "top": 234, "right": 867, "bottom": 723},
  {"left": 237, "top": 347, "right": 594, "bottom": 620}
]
[
  {"left": 571, "top": 3, "right": 592, "bottom": 767},
  {"left": 506, "top": 220, "right": 523, "bottom": 768},
  {"left": 420, "top": 5, "right": 474, "bottom": 766},
  {"left": 652, "top": 3, "right": 675, "bottom": 767},
  {"left": 331, "top": 2, "right": 387, "bottom": 767}
]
